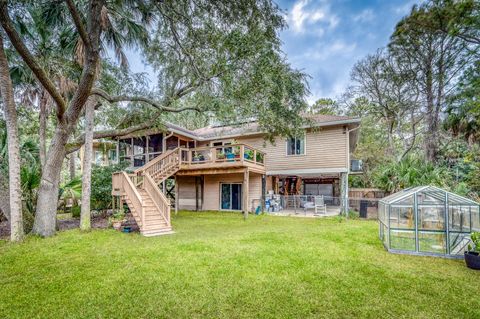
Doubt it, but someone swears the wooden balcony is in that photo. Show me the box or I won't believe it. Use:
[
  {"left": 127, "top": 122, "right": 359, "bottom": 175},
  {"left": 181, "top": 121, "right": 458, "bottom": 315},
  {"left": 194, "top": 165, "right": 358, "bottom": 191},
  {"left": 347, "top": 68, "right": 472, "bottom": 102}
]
[{"left": 178, "top": 144, "right": 266, "bottom": 175}]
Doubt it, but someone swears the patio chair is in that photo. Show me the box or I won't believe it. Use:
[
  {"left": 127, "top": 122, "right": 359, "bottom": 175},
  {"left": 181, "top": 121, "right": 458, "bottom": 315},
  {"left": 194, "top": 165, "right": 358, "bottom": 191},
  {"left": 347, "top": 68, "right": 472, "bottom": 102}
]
[{"left": 314, "top": 196, "right": 327, "bottom": 215}]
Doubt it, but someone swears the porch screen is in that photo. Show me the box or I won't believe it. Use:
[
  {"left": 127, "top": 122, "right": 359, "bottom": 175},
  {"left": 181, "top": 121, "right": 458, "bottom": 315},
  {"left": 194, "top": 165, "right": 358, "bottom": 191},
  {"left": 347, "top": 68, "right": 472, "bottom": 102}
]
[{"left": 304, "top": 183, "right": 333, "bottom": 197}]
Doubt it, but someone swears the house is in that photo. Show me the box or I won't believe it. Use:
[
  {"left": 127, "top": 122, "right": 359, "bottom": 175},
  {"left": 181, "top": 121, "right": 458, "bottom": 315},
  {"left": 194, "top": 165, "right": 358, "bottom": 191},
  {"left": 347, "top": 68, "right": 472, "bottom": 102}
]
[{"left": 110, "top": 114, "right": 361, "bottom": 236}]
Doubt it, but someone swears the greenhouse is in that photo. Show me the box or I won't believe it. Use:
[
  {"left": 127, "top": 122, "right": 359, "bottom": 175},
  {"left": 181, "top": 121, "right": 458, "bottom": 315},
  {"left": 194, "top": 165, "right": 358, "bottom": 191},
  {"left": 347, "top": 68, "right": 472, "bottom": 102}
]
[{"left": 379, "top": 186, "right": 480, "bottom": 257}]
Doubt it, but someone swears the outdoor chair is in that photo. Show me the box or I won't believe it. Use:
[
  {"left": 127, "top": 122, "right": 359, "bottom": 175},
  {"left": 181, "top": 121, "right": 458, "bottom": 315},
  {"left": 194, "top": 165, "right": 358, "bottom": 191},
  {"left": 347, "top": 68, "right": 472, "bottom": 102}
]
[{"left": 314, "top": 196, "right": 327, "bottom": 215}]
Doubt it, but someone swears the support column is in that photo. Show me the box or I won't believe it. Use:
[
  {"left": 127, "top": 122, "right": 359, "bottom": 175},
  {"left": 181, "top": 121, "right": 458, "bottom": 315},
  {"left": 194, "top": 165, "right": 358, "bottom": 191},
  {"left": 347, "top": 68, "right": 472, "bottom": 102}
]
[
  {"left": 243, "top": 168, "right": 249, "bottom": 219},
  {"left": 174, "top": 176, "right": 179, "bottom": 215},
  {"left": 195, "top": 176, "right": 200, "bottom": 211},
  {"left": 261, "top": 174, "right": 266, "bottom": 213},
  {"left": 340, "top": 172, "right": 349, "bottom": 217}
]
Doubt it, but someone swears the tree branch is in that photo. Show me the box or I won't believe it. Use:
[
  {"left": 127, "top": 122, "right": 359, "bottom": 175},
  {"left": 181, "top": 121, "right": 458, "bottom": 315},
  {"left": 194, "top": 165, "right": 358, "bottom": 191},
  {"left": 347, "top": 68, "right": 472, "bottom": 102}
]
[
  {"left": 0, "top": 1, "right": 67, "bottom": 119},
  {"left": 90, "top": 88, "right": 203, "bottom": 112},
  {"left": 65, "top": 0, "right": 91, "bottom": 48},
  {"left": 66, "top": 116, "right": 162, "bottom": 154}
]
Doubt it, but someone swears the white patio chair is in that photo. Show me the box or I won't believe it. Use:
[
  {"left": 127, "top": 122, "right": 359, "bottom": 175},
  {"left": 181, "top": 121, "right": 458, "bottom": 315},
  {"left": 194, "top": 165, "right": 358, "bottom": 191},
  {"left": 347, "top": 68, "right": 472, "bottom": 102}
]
[{"left": 314, "top": 196, "right": 327, "bottom": 215}]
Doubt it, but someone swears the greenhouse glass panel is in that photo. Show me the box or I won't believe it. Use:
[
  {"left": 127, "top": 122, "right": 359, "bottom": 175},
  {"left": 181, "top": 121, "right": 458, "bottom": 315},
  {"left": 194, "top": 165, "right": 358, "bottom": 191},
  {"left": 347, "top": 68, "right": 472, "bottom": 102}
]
[
  {"left": 418, "top": 232, "right": 446, "bottom": 254},
  {"left": 472, "top": 206, "right": 480, "bottom": 232},
  {"left": 390, "top": 230, "right": 416, "bottom": 251},
  {"left": 448, "top": 206, "right": 470, "bottom": 232},
  {"left": 379, "top": 202, "right": 386, "bottom": 223},
  {"left": 418, "top": 206, "right": 445, "bottom": 230},
  {"left": 449, "top": 232, "right": 471, "bottom": 256},
  {"left": 390, "top": 206, "right": 415, "bottom": 229},
  {"left": 382, "top": 224, "right": 388, "bottom": 247}
]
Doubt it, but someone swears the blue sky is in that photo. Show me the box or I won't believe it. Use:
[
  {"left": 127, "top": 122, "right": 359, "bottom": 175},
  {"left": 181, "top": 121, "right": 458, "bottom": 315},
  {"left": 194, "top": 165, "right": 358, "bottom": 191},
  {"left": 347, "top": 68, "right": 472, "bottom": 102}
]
[{"left": 125, "top": 0, "right": 420, "bottom": 105}]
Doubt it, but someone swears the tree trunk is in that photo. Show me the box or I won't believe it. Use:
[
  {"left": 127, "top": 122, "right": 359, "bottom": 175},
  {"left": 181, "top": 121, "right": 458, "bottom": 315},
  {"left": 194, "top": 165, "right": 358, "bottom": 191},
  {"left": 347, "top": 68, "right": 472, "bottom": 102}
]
[
  {"left": 0, "top": 35, "right": 23, "bottom": 241},
  {"left": 0, "top": 176, "right": 10, "bottom": 221},
  {"left": 69, "top": 151, "right": 76, "bottom": 180},
  {"left": 80, "top": 97, "right": 95, "bottom": 231},
  {"left": 39, "top": 90, "right": 48, "bottom": 168},
  {"left": 424, "top": 61, "right": 437, "bottom": 162},
  {"left": 32, "top": 123, "right": 71, "bottom": 237}
]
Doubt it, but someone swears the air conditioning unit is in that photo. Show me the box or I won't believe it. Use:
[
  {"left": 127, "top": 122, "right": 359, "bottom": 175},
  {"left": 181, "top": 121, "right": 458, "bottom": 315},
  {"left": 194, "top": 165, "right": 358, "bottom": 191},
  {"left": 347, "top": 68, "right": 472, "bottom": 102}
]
[{"left": 350, "top": 159, "right": 363, "bottom": 172}]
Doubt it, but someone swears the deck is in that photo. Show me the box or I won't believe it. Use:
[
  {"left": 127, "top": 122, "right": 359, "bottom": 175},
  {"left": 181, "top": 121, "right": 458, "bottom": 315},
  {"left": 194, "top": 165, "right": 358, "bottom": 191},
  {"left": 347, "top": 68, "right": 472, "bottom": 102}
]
[{"left": 177, "top": 144, "right": 266, "bottom": 175}]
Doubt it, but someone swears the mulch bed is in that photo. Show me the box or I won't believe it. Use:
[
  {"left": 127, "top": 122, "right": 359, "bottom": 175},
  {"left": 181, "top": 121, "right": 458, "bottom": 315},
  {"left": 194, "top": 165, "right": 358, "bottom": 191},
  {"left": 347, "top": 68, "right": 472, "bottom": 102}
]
[{"left": 0, "top": 215, "right": 110, "bottom": 240}]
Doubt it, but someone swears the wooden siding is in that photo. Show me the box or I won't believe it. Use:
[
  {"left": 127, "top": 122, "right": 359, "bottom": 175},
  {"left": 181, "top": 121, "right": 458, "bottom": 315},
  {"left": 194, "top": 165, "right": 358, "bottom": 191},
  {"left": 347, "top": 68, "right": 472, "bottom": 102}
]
[
  {"left": 202, "top": 172, "right": 262, "bottom": 212},
  {"left": 235, "top": 126, "right": 348, "bottom": 172},
  {"left": 176, "top": 176, "right": 197, "bottom": 210}
]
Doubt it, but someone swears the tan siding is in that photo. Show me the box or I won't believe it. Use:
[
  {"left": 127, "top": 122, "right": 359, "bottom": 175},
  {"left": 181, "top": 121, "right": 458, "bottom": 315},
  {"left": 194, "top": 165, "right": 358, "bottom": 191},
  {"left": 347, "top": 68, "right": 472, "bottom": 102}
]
[
  {"left": 177, "top": 176, "right": 197, "bottom": 210},
  {"left": 202, "top": 172, "right": 261, "bottom": 212},
  {"left": 236, "top": 126, "right": 348, "bottom": 172}
]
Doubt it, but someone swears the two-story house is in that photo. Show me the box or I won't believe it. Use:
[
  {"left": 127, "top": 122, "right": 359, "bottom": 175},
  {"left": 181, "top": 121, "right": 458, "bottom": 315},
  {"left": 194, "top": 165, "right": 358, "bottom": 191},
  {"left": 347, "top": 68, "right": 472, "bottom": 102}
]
[{"left": 110, "top": 114, "right": 361, "bottom": 236}]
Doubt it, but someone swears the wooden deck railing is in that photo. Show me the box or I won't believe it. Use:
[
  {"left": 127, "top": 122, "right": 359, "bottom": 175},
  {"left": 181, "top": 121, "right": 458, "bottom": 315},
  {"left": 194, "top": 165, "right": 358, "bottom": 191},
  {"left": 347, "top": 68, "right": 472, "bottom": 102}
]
[
  {"left": 144, "top": 172, "right": 171, "bottom": 226},
  {"left": 113, "top": 172, "right": 145, "bottom": 228},
  {"left": 179, "top": 144, "right": 265, "bottom": 167},
  {"left": 134, "top": 148, "right": 181, "bottom": 178}
]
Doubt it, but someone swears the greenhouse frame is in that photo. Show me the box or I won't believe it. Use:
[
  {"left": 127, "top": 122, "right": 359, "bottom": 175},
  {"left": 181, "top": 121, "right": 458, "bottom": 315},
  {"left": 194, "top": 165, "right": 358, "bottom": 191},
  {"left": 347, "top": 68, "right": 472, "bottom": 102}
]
[{"left": 379, "top": 186, "right": 480, "bottom": 258}]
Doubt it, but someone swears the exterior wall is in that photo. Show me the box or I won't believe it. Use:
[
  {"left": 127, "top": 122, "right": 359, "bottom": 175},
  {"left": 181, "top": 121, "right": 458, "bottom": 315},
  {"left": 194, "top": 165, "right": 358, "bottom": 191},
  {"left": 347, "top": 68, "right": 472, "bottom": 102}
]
[
  {"left": 235, "top": 126, "right": 348, "bottom": 172},
  {"left": 201, "top": 172, "right": 262, "bottom": 212},
  {"left": 177, "top": 176, "right": 198, "bottom": 210}
]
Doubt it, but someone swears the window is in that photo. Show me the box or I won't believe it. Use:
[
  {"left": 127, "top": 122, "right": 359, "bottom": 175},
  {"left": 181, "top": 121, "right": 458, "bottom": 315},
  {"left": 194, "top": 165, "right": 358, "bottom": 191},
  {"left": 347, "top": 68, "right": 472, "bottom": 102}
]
[
  {"left": 95, "top": 151, "right": 103, "bottom": 165},
  {"left": 286, "top": 134, "right": 305, "bottom": 156},
  {"left": 108, "top": 149, "right": 117, "bottom": 162}
]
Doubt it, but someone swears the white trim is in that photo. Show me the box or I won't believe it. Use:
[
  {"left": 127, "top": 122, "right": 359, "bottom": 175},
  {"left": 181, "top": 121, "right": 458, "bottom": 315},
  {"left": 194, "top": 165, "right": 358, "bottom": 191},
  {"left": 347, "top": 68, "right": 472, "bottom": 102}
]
[
  {"left": 266, "top": 168, "right": 348, "bottom": 176},
  {"left": 285, "top": 131, "right": 306, "bottom": 156},
  {"left": 219, "top": 182, "right": 243, "bottom": 211}
]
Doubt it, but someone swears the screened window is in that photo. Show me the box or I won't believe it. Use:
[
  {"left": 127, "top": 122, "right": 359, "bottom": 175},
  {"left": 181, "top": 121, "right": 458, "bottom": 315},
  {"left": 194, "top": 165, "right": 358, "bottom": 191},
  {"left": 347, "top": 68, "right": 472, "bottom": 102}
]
[{"left": 286, "top": 135, "right": 305, "bottom": 156}]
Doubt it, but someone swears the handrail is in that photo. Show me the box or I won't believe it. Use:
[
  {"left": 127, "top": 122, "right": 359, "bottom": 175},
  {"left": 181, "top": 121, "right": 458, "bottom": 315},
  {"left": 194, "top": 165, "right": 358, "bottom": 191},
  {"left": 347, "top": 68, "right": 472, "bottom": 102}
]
[
  {"left": 179, "top": 143, "right": 265, "bottom": 166},
  {"left": 144, "top": 173, "right": 171, "bottom": 226},
  {"left": 134, "top": 148, "right": 178, "bottom": 174},
  {"left": 121, "top": 172, "right": 145, "bottom": 228}
]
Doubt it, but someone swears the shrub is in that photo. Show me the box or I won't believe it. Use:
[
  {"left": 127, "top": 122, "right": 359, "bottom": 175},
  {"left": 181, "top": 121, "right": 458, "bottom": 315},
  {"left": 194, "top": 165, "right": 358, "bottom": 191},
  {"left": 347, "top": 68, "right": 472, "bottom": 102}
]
[
  {"left": 91, "top": 163, "right": 129, "bottom": 210},
  {"left": 71, "top": 205, "right": 81, "bottom": 218}
]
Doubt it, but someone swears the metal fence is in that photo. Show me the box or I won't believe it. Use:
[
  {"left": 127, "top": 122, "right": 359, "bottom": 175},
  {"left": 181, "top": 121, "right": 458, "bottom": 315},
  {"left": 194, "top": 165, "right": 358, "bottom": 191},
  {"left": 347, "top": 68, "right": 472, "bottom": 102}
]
[{"left": 264, "top": 195, "right": 380, "bottom": 219}]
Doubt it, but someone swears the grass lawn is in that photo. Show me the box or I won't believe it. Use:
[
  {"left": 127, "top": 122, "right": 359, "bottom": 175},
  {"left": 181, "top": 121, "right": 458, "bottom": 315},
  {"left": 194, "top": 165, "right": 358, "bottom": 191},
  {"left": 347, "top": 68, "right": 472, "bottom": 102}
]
[{"left": 1, "top": 211, "right": 479, "bottom": 319}]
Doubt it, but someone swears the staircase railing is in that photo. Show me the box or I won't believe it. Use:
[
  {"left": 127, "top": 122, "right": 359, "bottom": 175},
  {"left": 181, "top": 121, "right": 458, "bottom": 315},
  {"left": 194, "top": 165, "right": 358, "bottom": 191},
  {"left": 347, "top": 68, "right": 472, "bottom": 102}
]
[
  {"left": 119, "top": 171, "right": 145, "bottom": 228},
  {"left": 134, "top": 148, "right": 181, "bottom": 184},
  {"left": 144, "top": 172, "right": 171, "bottom": 226}
]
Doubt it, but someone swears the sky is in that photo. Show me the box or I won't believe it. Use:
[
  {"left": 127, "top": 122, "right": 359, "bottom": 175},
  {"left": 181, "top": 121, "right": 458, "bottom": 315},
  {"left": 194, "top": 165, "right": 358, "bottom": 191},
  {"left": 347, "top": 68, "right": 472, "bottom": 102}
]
[{"left": 125, "top": 0, "right": 420, "bottom": 105}]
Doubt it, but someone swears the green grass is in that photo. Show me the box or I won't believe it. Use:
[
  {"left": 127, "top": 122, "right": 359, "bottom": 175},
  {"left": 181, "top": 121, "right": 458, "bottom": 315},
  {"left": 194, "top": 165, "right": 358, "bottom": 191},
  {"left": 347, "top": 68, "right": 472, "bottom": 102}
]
[{"left": 1, "top": 211, "right": 479, "bottom": 319}]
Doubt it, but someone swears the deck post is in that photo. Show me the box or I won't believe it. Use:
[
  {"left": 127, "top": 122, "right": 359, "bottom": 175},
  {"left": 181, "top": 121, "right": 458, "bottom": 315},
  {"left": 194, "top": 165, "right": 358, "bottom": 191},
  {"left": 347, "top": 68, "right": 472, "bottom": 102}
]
[
  {"left": 175, "top": 175, "right": 179, "bottom": 215},
  {"left": 243, "top": 168, "right": 249, "bottom": 219},
  {"left": 340, "top": 172, "right": 349, "bottom": 217},
  {"left": 261, "top": 174, "right": 266, "bottom": 213}
]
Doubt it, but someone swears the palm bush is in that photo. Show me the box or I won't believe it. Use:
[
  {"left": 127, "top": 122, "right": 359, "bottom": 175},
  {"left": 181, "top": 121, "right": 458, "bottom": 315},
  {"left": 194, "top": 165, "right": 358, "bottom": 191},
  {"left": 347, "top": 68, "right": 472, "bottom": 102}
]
[{"left": 373, "top": 157, "right": 452, "bottom": 193}]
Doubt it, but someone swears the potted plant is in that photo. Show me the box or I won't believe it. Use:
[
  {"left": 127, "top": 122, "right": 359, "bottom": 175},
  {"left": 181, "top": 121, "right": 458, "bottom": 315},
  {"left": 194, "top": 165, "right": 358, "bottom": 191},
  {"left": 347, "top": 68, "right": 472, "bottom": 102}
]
[
  {"left": 109, "top": 210, "right": 126, "bottom": 230},
  {"left": 465, "top": 232, "right": 480, "bottom": 270},
  {"left": 244, "top": 149, "right": 254, "bottom": 160}
]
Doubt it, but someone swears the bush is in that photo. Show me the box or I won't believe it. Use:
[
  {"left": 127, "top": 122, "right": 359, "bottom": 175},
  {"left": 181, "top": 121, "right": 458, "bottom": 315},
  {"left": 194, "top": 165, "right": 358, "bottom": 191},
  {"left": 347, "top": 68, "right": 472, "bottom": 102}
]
[
  {"left": 71, "top": 205, "right": 81, "bottom": 218},
  {"left": 372, "top": 156, "right": 451, "bottom": 193},
  {"left": 91, "top": 163, "right": 129, "bottom": 210}
]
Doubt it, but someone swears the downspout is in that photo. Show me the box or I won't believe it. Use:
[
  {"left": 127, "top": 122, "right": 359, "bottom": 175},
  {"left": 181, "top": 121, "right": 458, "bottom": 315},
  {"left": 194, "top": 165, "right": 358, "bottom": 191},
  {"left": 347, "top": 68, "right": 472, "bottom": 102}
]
[{"left": 344, "top": 125, "right": 361, "bottom": 217}]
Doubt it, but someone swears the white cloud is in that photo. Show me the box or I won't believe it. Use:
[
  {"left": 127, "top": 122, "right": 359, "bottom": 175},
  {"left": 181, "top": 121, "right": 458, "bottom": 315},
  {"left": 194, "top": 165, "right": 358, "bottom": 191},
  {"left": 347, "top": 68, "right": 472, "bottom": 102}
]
[
  {"left": 393, "top": 0, "right": 419, "bottom": 15},
  {"left": 353, "top": 9, "right": 375, "bottom": 23},
  {"left": 288, "top": 0, "right": 339, "bottom": 35},
  {"left": 300, "top": 40, "right": 357, "bottom": 61}
]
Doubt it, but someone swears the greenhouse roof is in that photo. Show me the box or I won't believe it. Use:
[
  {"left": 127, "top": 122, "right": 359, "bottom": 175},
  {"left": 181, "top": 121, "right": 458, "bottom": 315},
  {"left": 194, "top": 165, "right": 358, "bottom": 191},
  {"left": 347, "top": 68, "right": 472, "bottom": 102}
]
[{"left": 379, "top": 186, "right": 479, "bottom": 206}]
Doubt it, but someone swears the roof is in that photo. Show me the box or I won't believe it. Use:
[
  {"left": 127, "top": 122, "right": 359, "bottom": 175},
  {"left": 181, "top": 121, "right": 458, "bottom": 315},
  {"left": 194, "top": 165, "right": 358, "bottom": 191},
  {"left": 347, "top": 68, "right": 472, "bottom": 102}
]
[
  {"left": 191, "top": 114, "right": 361, "bottom": 140},
  {"left": 380, "top": 185, "right": 479, "bottom": 206}
]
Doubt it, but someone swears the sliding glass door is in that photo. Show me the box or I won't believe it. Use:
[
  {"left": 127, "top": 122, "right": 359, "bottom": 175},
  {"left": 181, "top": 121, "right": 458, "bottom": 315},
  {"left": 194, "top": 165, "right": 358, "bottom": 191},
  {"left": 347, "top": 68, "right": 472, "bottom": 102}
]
[{"left": 221, "top": 183, "right": 242, "bottom": 210}]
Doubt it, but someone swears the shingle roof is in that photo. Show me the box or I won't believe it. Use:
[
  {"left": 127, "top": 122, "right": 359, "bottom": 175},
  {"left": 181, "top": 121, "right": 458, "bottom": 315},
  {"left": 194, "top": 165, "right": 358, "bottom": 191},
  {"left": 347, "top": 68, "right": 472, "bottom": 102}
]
[{"left": 191, "top": 114, "right": 360, "bottom": 140}]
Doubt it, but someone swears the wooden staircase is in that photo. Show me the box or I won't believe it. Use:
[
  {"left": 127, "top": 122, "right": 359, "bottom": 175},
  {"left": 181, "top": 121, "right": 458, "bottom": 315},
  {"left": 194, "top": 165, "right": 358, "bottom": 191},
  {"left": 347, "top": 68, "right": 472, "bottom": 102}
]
[{"left": 112, "top": 148, "right": 181, "bottom": 236}]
